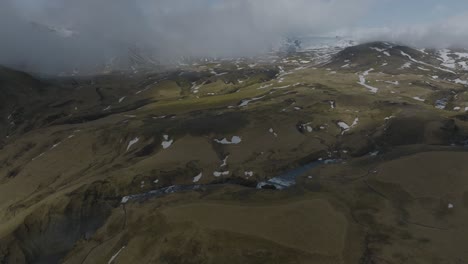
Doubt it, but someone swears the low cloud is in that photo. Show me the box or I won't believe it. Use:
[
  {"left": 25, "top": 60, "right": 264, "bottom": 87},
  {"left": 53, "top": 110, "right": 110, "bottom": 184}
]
[
  {"left": 347, "top": 12, "right": 468, "bottom": 49},
  {"left": 0, "top": 0, "right": 371, "bottom": 74},
  {"left": 2, "top": 0, "right": 467, "bottom": 75}
]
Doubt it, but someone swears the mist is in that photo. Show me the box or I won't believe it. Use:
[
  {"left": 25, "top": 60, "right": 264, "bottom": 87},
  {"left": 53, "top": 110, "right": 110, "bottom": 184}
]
[
  {"left": 347, "top": 11, "right": 468, "bottom": 50},
  {"left": 1, "top": 0, "right": 468, "bottom": 75},
  {"left": 0, "top": 0, "right": 371, "bottom": 74}
]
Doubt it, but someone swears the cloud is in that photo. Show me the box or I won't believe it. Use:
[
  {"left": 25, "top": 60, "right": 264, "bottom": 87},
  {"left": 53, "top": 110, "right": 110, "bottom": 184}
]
[
  {"left": 0, "top": 0, "right": 372, "bottom": 74},
  {"left": 346, "top": 12, "right": 468, "bottom": 49},
  {"left": 6, "top": 0, "right": 468, "bottom": 75}
]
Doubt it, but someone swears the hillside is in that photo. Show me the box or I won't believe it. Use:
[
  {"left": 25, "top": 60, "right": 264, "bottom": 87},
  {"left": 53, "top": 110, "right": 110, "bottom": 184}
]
[{"left": 1, "top": 41, "right": 468, "bottom": 264}]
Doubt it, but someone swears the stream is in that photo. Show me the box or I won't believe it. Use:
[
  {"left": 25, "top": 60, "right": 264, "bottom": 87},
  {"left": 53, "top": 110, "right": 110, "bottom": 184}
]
[
  {"left": 121, "top": 159, "right": 341, "bottom": 204},
  {"left": 256, "top": 159, "right": 340, "bottom": 189}
]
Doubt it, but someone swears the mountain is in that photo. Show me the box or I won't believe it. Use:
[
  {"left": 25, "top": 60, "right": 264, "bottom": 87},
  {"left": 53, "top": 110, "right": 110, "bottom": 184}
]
[
  {"left": 1, "top": 41, "right": 468, "bottom": 263},
  {"left": 30, "top": 22, "right": 78, "bottom": 39},
  {"left": 0, "top": 66, "right": 55, "bottom": 141}
]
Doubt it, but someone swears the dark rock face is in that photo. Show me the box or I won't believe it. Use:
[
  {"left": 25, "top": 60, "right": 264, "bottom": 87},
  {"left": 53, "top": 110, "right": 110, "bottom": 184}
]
[
  {"left": 0, "top": 182, "right": 117, "bottom": 264},
  {"left": 296, "top": 121, "right": 307, "bottom": 134}
]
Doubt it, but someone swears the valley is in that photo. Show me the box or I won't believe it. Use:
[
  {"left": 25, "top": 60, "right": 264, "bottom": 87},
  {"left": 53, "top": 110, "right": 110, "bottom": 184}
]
[{"left": 1, "top": 41, "right": 468, "bottom": 264}]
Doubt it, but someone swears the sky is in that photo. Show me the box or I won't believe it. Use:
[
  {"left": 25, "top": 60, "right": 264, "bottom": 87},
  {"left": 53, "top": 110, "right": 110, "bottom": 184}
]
[
  {"left": 1, "top": 0, "right": 468, "bottom": 74},
  {"left": 360, "top": 0, "right": 468, "bottom": 27}
]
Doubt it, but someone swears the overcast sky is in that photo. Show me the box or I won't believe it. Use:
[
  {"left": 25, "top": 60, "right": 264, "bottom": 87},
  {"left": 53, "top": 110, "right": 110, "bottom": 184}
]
[{"left": 1, "top": 0, "right": 468, "bottom": 74}]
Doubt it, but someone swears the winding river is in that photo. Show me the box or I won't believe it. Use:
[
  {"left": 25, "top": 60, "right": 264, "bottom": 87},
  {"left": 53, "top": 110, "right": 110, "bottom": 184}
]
[{"left": 121, "top": 159, "right": 340, "bottom": 204}]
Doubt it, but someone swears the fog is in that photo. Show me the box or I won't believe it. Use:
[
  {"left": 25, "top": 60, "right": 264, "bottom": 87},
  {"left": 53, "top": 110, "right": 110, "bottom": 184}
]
[
  {"left": 348, "top": 11, "right": 468, "bottom": 49},
  {"left": 0, "top": 0, "right": 372, "bottom": 74},
  {"left": 1, "top": 0, "right": 467, "bottom": 75}
]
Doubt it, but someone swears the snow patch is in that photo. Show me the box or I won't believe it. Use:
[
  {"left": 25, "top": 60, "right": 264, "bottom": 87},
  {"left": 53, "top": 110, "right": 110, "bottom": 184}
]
[
  {"left": 458, "top": 61, "right": 468, "bottom": 71},
  {"left": 269, "top": 128, "right": 278, "bottom": 137},
  {"left": 221, "top": 156, "right": 229, "bottom": 167},
  {"left": 357, "top": 68, "right": 379, "bottom": 93},
  {"left": 191, "top": 81, "right": 207, "bottom": 94},
  {"left": 214, "top": 136, "right": 242, "bottom": 145},
  {"left": 454, "top": 79, "right": 468, "bottom": 85},
  {"left": 412, "top": 97, "right": 425, "bottom": 102},
  {"left": 121, "top": 197, "right": 130, "bottom": 204},
  {"left": 31, "top": 152, "right": 45, "bottom": 161},
  {"left": 402, "top": 50, "right": 455, "bottom": 73},
  {"left": 244, "top": 171, "right": 254, "bottom": 177},
  {"left": 50, "top": 142, "right": 61, "bottom": 149},
  {"left": 454, "top": 52, "right": 468, "bottom": 59},
  {"left": 272, "top": 85, "right": 291, "bottom": 90},
  {"left": 239, "top": 96, "right": 265, "bottom": 107},
  {"left": 193, "top": 173, "right": 203, "bottom": 183},
  {"left": 337, "top": 122, "right": 350, "bottom": 130},
  {"left": 337, "top": 118, "right": 358, "bottom": 133},
  {"left": 258, "top": 84, "right": 273, "bottom": 90},
  {"left": 161, "top": 135, "right": 174, "bottom": 149},
  {"left": 108, "top": 246, "right": 126, "bottom": 264},
  {"left": 126, "top": 137, "right": 139, "bottom": 151},
  {"left": 384, "top": 81, "right": 399, "bottom": 85},
  {"left": 213, "top": 171, "right": 230, "bottom": 177},
  {"left": 438, "top": 49, "right": 456, "bottom": 69},
  {"left": 351, "top": 117, "right": 359, "bottom": 127},
  {"left": 370, "top": 47, "right": 385, "bottom": 52},
  {"left": 363, "top": 69, "right": 373, "bottom": 76},
  {"left": 370, "top": 47, "right": 390, "bottom": 57},
  {"left": 418, "top": 48, "right": 429, "bottom": 55},
  {"left": 400, "top": 62, "right": 412, "bottom": 69}
]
